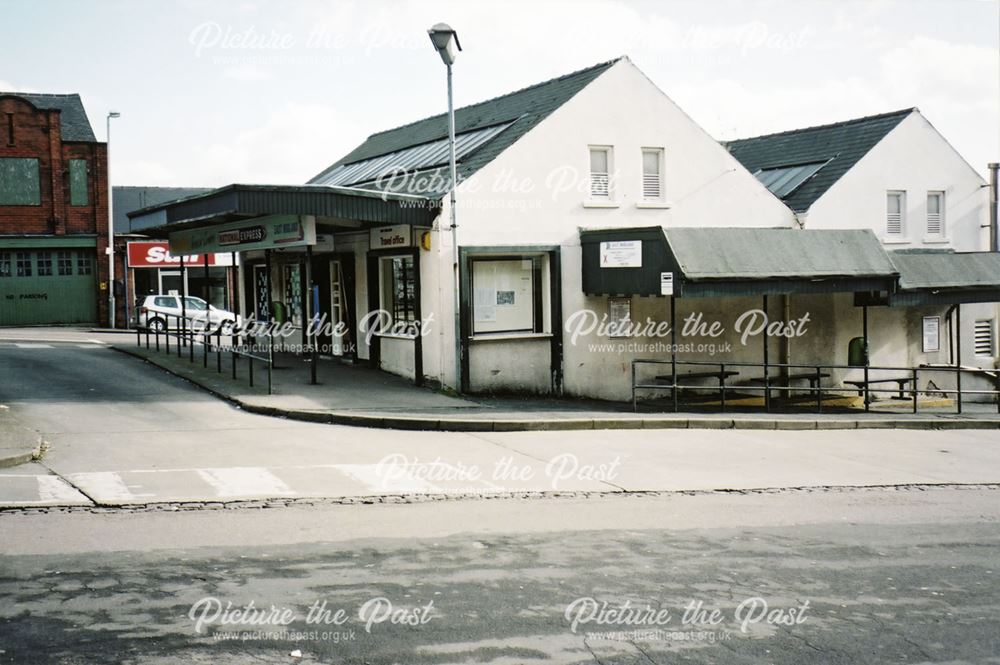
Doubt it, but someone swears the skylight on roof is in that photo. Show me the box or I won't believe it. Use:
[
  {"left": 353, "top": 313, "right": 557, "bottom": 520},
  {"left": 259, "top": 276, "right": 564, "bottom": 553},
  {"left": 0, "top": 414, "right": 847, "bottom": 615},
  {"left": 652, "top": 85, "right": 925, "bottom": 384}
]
[
  {"left": 316, "top": 122, "right": 513, "bottom": 188},
  {"left": 753, "top": 161, "right": 827, "bottom": 199}
]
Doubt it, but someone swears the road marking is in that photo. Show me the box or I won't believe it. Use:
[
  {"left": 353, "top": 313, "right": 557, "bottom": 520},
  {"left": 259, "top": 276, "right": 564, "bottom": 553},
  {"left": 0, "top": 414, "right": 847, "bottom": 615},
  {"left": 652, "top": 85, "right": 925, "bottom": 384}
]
[
  {"left": 14, "top": 343, "right": 53, "bottom": 349},
  {"left": 36, "top": 475, "right": 89, "bottom": 502},
  {"left": 196, "top": 467, "right": 295, "bottom": 498},
  {"left": 334, "top": 464, "right": 440, "bottom": 493},
  {"left": 76, "top": 344, "right": 102, "bottom": 349},
  {"left": 67, "top": 471, "right": 140, "bottom": 502}
]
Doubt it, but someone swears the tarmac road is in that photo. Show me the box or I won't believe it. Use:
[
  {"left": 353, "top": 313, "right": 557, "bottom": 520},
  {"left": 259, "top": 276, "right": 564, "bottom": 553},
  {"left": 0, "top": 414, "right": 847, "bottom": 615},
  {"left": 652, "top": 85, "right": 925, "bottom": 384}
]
[{"left": 1, "top": 489, "right": 999, "bottom": 664}]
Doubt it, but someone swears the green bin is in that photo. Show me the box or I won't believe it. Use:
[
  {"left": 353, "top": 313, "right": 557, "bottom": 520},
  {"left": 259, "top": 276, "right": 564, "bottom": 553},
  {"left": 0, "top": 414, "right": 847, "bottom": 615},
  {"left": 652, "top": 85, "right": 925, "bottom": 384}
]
[{"left": 848, "top": 337, "right": 868, "bottom": 367}]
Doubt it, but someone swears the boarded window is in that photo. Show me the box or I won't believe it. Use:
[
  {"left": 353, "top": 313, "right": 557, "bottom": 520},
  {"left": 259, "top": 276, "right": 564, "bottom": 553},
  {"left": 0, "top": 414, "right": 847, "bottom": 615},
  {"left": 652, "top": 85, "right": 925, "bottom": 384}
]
[
  {"left": 975, "top": 319, "right": 994, "bottom": 357},
  {"left": 641, "top": 148, "right": 662, "bottom": 200},
  {"left": 589, "top": 147, "right": 611, "bottom": 198},
  {"left": 927, "top": 191, "right": 944, "bottom": 236},
  {"left": 886, "top": 191, "right": 904, "bottom": 236},
  {"left": 0, "top": 158, "right": 41, "bottom": 205},
  {"left": 69, "top": 159, "right": 89, "bottom": 206}
]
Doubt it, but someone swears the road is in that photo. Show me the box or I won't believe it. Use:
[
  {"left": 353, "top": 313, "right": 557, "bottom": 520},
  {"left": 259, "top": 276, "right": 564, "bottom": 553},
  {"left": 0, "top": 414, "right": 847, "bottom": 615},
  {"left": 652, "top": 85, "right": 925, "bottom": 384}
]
[{"left": 1, "top": 333, "right": 1000, "bottom": 663}]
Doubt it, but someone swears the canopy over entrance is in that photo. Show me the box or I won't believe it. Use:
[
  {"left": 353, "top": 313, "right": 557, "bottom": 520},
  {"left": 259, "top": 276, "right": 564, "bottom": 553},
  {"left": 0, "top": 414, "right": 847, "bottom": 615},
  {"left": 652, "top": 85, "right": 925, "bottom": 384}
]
[
  {"left": 889, "top": 250, "right": 1000, "bottom": 306},
  {"left": 127, "top": 183, "right": 440, "bottom": 238},
  {"left": 581, "top": 226, "right": 899, "bottom": 297}
]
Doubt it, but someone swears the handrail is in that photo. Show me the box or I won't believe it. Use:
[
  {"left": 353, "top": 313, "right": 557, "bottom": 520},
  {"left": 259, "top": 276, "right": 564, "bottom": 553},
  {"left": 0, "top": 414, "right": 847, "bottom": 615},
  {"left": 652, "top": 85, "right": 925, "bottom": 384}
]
[{"left": 631, "top": 357, "right": 1000, "bottom": 415}]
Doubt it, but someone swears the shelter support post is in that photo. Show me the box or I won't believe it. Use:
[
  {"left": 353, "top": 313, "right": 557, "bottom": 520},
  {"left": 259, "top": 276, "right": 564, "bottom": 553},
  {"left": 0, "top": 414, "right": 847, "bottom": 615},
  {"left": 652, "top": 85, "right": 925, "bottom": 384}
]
[
  {"left": 762, "top": 295, "right": 770, "bottom": 411},
  {"left": 306, "top": 244, "right": 317, "bottom": 385},
  {"left": 671, "top": 295, "right": 678, "bottom": 413},
  {"left": 863, "top": 304, "right": 870, "bottom": 412},
  {"left": 956, "top": 304, "right": 963, "bottom": 414},
  {"left": 180, "top": 255, "right": 187, "bottom": 349}
]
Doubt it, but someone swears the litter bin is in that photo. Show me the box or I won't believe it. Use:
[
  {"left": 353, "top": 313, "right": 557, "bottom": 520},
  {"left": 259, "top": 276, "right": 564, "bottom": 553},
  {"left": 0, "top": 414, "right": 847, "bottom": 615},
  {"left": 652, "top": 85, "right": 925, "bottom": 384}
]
[{"left": 848, "top": 336, "right": 868, "bottom": 367}]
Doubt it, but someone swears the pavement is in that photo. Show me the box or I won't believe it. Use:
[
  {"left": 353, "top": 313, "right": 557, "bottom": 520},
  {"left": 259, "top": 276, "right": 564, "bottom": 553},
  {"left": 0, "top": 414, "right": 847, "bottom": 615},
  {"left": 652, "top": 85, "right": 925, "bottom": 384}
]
[
  {"left": 108, "top": 330, "right": 1000, "bottom": 432},
  {"left": 1, "top": 335, "right": 1000, "bottom": 509},
  {"left": 0, "top": 407, "right": 41, "bottom": 469}
]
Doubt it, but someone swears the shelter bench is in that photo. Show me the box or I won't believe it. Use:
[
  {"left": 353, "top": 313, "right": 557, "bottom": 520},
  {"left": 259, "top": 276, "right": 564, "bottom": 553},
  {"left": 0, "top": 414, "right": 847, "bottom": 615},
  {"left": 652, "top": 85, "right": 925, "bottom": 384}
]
[
  {"left": 655, "top": 370, "right": 740, "bottom": 407},
  {"left": 748, "top": 371, "right": 831, "bottom": 395},
  {"left": 844, "top": 377, "right": 914, "bottom": 399}
]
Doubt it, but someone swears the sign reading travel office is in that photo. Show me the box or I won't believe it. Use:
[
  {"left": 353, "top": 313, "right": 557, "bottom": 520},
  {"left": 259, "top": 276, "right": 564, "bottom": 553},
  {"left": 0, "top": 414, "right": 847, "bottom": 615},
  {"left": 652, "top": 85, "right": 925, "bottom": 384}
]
[{"left": 168, "top": 215, "right": 317, "bottom": 255}]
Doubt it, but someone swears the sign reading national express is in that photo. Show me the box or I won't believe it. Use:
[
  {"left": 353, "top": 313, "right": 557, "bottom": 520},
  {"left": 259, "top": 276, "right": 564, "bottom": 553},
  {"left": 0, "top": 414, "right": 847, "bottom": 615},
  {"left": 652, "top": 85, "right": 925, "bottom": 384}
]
[{"left": 167, "top": 215, "right": 317, "bottom": 255}]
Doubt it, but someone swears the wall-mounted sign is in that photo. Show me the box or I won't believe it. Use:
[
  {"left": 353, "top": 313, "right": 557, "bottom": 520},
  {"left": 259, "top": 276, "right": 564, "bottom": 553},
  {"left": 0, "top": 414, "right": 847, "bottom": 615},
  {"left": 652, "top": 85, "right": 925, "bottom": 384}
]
[
  {"left": 168, "top": 215, "right": 316, "bottom": 255},
  {"left": 599, "top": 240, "right": 642, "bottom": 268},
  {"left": 660, "top": 271, "right": 674, "bottom": 296},
  {"left": 922, "top": 316, "right": 940, "bottom": 352},
  {"left": 370, "top": 224, "right": 412, "bottom": 250},
  {"left": 126, "top": 241, "right": 235, "bottom": 268}
]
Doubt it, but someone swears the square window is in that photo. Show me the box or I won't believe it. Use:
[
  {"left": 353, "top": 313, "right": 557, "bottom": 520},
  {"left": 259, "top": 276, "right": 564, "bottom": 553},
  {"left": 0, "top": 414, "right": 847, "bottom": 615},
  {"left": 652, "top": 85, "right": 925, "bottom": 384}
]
[
  {"left": 57, "top": 251, "right": 73, "bottom": 275},
  {"left": 36, "top": 251, "right": 52, "bottom": 276},
  {"left": 77, "top": 253, "right": 93, "bottom": 275},
  {"left": 15, "top": 251, "right": 31, "bottom": 277},
  {"left": 471, "top": 256, "right": 543, "bottom": 335}
]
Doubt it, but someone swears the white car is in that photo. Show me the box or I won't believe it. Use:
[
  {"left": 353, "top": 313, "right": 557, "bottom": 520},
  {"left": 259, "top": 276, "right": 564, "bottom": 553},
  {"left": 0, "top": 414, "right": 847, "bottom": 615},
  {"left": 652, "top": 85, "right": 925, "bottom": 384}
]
[{"left": 135, "top": 295, "right": 239, "bottom": 333}]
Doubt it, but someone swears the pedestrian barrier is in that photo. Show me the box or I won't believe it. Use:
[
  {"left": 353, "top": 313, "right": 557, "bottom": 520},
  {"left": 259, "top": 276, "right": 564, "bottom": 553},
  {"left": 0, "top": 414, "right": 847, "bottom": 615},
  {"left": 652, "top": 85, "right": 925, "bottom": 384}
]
[
  {"left": 136, "top": 315, "right": 273, "bottom": 395},
  {"left": 631, "top": 358, "right": 1000, "bottom": 414}
]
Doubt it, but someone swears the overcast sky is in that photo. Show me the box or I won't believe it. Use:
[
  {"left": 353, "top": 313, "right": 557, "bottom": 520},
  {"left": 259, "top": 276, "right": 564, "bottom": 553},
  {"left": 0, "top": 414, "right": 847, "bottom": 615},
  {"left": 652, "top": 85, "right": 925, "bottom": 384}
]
[{"left": 2, "top": 0, "right": 998, "bottom": 186}]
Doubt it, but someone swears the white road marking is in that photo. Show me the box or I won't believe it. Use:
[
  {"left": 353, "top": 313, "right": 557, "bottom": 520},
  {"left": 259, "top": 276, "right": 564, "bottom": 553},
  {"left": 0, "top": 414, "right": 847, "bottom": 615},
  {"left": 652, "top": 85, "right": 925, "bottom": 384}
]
[
  {"left": 36, "top": 475, "right": 89, "bottom": 502},
  {"left": 196, "top": 467, "right": 295, "bottom": 498},
  {"left": 14, "top": 343, "right": 53, "bottom": 349},
  {"left": 87, "top": 339, "right": 106, "bottom": 345},
  {"left": 76, "top": 344, "right": 102, "bottom": 349},
  {"left": 67, "top": 471, "right": 139, "bottom": 502},
  {"left": 334, "top": 464, "right": 441, "bottom": 493}
]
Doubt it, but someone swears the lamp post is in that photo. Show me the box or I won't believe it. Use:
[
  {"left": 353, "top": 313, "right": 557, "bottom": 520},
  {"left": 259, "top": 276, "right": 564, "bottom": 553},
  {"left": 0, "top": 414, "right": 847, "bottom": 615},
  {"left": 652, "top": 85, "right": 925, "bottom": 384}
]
[
  {"left": 106, "top": 111, "right": 121, "bottom": 328},
  {"left": 427, "top": 22, "right": 463, "bottom": 390}
]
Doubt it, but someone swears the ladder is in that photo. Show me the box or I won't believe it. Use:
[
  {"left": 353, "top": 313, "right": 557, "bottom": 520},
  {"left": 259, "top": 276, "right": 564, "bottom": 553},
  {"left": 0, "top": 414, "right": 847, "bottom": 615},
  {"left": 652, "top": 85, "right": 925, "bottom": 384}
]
[{"left": 331, "top": 260, "right": 351, "bottom": 356}]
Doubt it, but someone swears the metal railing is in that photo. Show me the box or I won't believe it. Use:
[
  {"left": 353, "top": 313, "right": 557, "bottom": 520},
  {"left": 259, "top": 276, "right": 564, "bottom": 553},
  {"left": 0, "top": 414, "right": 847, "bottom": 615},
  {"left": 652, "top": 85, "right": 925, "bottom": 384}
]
[
  {"left": 136, "top": 314, "right": 273, "bottom": 395},
  {"left": 631, "top": 358, "right": 1000, "bottom": 414}
]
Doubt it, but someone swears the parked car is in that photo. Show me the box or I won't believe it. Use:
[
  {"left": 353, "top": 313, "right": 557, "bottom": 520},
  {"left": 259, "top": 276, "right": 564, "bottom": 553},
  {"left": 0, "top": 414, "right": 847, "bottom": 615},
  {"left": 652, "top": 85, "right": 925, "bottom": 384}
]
[{"left": 134, "top": 295, "right": 239, "bottom": 333}]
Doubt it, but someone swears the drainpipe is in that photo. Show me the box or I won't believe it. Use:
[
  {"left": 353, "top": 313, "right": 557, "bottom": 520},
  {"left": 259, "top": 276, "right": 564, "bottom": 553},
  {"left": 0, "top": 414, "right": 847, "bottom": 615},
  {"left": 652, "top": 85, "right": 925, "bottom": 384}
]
[{"left": 989, "top": 163, "right": 999, "bottom": 252}]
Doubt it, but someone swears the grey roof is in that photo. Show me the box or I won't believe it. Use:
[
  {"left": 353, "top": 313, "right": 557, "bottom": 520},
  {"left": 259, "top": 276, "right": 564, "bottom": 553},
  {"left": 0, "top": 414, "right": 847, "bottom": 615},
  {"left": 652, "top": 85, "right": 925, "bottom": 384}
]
[
  {"left": 890, "top": 250, "right": 1000, "bottom": 290},
  {"left": 664, "top": 227, "right": 898, "bottom": 280},
  {"left": 724, "top": 109, "right": 914, "bottom": 213},
  {"left": 0, "top": 92, "right": 98, "bottom": 142},
  {"left": 113, "top": 186, "right": 212, "bottom": 234},
  {"left": 309, "top": 58, "right": 622, "bottom": 196}
]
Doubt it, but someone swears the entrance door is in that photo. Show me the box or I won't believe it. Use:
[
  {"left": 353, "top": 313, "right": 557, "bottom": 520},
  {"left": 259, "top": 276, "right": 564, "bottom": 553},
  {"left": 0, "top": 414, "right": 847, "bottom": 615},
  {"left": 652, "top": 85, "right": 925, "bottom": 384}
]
[{"left": 158, "top": 270, "right": 186, "bottom": 296}]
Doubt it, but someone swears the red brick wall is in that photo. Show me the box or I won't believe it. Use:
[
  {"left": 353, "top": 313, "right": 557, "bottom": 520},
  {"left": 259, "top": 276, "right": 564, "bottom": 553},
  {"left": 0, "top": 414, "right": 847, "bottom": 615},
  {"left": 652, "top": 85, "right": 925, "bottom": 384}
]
[{"left": 0, "top": 95, "right": 110, "bottom": 325}]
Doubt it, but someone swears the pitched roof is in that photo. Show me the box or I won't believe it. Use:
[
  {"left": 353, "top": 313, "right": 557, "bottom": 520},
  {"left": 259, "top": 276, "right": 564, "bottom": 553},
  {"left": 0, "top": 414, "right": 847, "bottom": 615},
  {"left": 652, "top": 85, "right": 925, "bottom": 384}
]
[
  {"left": 0, "top": 92, "right": 98, "bottom": 142},
  {"left": 113, "top": 186, "right": 212, "bottom": 233},
  {"left": 724, "top": 109, "right": 914, "bottom": 213},
  {"left": 664, "top": 227, "right": 897, "bottom": 280},
  {"left": 309, "top": 58, "right": 623, "bottom": 196},
  {"left": 890, "top": 249, "right": 1000, "bottom": 291}
]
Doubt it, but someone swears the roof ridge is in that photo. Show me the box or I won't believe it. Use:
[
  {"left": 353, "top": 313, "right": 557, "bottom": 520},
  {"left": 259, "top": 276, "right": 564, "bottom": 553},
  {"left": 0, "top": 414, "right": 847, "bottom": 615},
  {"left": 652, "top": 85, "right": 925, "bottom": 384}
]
[
  {"left": 725, "top": 107, "right": 916, "bottom": 144},
  {"left": 0, "top": 91, "right": 81, "bottom": 99},
  {"left": 364, "top": 56, "right": 625, "bottom": 140}
]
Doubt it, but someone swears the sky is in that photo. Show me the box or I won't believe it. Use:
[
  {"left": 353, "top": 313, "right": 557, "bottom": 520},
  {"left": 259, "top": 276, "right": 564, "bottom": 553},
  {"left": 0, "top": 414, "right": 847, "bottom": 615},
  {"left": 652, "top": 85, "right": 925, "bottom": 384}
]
[{"left": 1, "top": 0, "right": 998, "bottom": 186}]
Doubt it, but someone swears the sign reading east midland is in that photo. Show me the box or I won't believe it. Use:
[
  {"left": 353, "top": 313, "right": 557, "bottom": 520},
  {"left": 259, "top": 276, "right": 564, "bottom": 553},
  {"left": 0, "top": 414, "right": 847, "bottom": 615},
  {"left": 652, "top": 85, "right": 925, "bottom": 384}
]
[
  {"left": 168, "top": 215, "right": 317, "bottom": 255},
  {"left": 599, "top": 240, "right": 642, "bottom": 268}
]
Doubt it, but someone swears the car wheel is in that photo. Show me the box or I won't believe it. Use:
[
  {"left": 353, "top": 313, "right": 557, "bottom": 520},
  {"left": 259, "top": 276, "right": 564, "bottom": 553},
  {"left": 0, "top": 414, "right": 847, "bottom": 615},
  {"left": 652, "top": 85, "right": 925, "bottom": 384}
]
[{"left": 148, "top": 318, "right": 166, "bottom": 333}]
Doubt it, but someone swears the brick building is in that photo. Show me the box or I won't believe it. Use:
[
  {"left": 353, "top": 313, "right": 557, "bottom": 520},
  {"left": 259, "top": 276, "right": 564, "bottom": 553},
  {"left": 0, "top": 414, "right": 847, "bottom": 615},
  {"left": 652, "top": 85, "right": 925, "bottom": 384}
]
[{"left": 0, "top": 92, "right": 109, "bottom": 326}]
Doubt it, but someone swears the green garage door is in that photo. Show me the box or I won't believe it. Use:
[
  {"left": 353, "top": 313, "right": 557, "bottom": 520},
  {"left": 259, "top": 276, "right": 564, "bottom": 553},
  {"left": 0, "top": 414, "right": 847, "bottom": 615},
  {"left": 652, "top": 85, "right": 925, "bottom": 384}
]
[{"left": 0, "top": 249, "right": 98, "bottom": 325}]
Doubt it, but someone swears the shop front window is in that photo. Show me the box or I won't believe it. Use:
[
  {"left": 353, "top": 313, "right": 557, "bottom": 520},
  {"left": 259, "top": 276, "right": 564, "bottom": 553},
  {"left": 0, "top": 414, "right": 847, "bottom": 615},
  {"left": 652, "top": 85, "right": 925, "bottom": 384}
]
[{"left": 380, "top": 255, "right": 416, "bottom": 328}]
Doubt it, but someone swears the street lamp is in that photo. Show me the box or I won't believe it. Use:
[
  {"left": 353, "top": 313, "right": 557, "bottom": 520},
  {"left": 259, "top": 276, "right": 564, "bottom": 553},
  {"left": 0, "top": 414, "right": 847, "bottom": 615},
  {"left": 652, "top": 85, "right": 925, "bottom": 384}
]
[
  {"left": 106, "top": 110, "right": 121, "bottom": 328},
  {"left": 427, "top": 22, "right": 462, "bottom": 390}
]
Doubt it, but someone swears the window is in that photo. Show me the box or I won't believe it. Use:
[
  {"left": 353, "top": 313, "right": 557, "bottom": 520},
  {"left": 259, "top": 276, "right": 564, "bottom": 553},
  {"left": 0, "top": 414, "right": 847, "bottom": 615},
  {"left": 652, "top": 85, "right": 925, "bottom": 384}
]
[
  {"left": 5, "top": 113, "right": 13, "bottom": 147},
  {"left": 76, "top": 253, "right": 93, "bottom": 275},
  {"left": 154, "top": 296, "right": 177, "bottom": 308},
  {"left": 886, "top": 191, "right": 905, "bottom": 237},
  {"left": 641, "top": 148, "right": 663, "bottom": 200},
  {"left": 68, "top": 160, "right": 89, "bottom": 206},
  {"left": 36, "top": 251, "right": 52, "bottom": 276},
  {"left": 183, "top": 297, "right": 208, "bottom": 311},
  {"left": 0, "top": 252, "right": 9, "bottom": 277},
  {"left": 15, "top": 252, "right": 31, "bottom": 277},
  {"left": 57, "top": 251, "right": 73, "bottom": 275},
  {"left": 0, "top": 157, "right": 41, "bottom": 205},
  {"left": 926, "top": 191, "right": 944, "bottom": 237},
  {"left": 471, "top": 256, "right": 543, "bottom": 335},
  {"left": 975, "top": 319, "right": 995, "bottom": 357},
  {"left": 380, "top": 255, "right": 416, "bottom": 329},
  {"left": 589, "top": 147, "right": 612, "bottom": 199}
]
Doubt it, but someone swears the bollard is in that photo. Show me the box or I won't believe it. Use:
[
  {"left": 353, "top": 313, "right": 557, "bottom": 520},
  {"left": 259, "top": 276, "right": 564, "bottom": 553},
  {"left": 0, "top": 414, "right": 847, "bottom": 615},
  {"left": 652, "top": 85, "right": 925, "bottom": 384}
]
[
  {"left": 165, "top": 318, "right": 170, "bottom": 354},
  {"left": 216, "top": 327, "right": 222, "bottom": 373}
]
